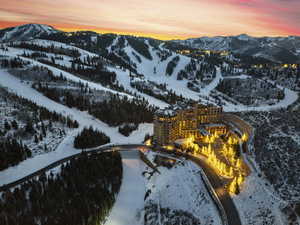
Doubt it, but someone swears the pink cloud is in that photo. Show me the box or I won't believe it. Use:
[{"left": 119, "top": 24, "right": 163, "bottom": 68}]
[{"left": 0, "top": 0, "right": 299, "bottom": 38}]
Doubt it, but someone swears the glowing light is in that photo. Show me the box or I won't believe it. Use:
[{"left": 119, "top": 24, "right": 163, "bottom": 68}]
[
  {"left": 242, "top": 133, "right": 248, "bottom": 142},
  {"left": 164, "top": 145, "right": 174, "bottom": 150},
  {"left": 180, "top": 133, "right": 247, "bottom": 192},
  {"left": 145, "top": 139, "right": 152, "bottom": 146},
  {"left": 237, "top": 173, "right": 244, "bottom": 186},
  {"left": 229, "top": 177, "right": 239, "bottom": 195}
]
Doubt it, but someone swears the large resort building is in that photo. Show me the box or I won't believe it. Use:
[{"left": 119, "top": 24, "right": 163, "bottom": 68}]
[{"left": 153, "top": 104, "right": 227, "bottom": 146}]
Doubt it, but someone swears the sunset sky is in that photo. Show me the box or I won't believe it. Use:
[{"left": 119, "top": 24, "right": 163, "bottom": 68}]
[{"left": 0, "top": 0, "right": 299, "bottom": 40}]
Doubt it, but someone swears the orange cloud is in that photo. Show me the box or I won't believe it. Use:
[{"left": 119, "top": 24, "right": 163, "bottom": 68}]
[{"left": 0, "top": 0, "right": 299, "bottom": 39}]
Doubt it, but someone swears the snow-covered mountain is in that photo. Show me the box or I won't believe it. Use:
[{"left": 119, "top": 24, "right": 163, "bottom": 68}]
[
  {"left": 171, "top": 34, "right": 300, "bottom": 63},
  {"left": 1, "top": 24, "right": 300, "bottom": 63},
  {"left": 0, "top": 24, "right": 59, "bottom": 42}
]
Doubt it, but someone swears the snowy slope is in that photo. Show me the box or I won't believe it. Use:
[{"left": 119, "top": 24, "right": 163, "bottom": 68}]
[
  {"left": 0, "top": 47, "right": 133, "bottom": 98},
  {"left": 144, "top": 153, "right": 222, "bottom": 225},
  {"left": 0, "top": 70, "right": 153, "bottom": 185},
  {"left": 106, "top": 37, "right": 219, "bottom": 102},
  {"left": 0, "top": 70, "right": 152, "bottom": 143},
  {"left": 233, "top": 170, "right": 286, "bottom": 225}
]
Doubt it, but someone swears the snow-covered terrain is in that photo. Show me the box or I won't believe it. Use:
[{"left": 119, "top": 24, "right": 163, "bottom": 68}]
[
  {"left": 1, "top": 32, "right": 298, "bottom": 112},
  {"left": 218, "top": 75, "right": 298, "bottom": 112},
  {"left": 0, "top": 47, "right": 133, "bottom": 98},
  {"left": 0, "top": 70, "right": 153, "bottom": 186},
  {"left": 0, "top": 87, "right": 73, "bottom": 157},
  {"left": 233, "top": 172, "right": 286, "bottom": 225},
  {"left": 105, "top": 150, "right": 147, "bottom": 225},
  {"left": 105, "top": 150, "right": 221, "bottom": 225}
]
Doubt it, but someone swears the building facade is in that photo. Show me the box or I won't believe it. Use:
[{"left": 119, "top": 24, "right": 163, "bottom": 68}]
[{"left": 153, "top": 104, "right": 226, "bottom": 146}]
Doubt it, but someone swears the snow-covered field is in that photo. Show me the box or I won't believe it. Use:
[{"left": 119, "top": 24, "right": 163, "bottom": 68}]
[
  {"left": 147, "top": 151, "right": 220, "bottom": 225},
  {"left": 232, "top": 172, "right": 286, "bottom": 225}
]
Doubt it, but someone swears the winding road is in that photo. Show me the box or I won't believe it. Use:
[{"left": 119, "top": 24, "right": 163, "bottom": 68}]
[{"left": 0, "top": 144, "right": 241, "bottom": 225}]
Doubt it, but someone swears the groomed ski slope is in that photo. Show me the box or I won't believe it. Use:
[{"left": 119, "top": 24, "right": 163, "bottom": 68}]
[{"left": 0, "top": 47, "right": 133, "bottom": 98}]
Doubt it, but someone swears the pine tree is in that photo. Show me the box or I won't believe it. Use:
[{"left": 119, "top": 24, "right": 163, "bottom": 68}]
[
  {"left": 4, "top": 120, "right": 11, "bottom": 130},
  {"left": 34, "top": 135, "right": 39, "bottom": 144}
]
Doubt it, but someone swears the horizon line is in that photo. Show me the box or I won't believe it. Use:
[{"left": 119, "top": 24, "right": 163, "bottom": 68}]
[{"left": 0, "top": 22, "right": 298, "bottom": 41}]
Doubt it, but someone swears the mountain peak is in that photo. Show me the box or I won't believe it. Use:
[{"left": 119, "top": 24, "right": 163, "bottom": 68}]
[
  {"left": 0, "top": 23, "right": 59, "bottom": 43},
  {"left": 236, "top": 34, "right": 251, "bottom": 41}
]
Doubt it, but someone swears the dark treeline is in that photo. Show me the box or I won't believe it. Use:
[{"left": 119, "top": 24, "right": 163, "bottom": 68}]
[
  {"left": 0, "top": 57, "right": 30, "bottom": 68},
  {"left": 22, "top": 51, "right": 48, "bottom": 59},
  {"left": 36, "top": 58, "right": 119, "bottom": 87},
  {"left": 203, "top": 53, "right": 224, "bottom": 66},
  {"left": 33, "top": 84, "right": 156, "bottom": 126},
  {"left": 0, "top": 138, "right": 31, "bottom": 171},
  {"left": 177, "top": 60, "right": 216, "bottom": 81},
  {"left": 105, "top": 52, "right": 137, "bottom": 73},
  {"left": 131, "top": 81, "right": 185, "bottom": 104},
  {"left": 89, "top": 95, "right": 156, "bottom": 126},
  {"left": 32, "top": 82, "right": 91, "bottom": 110},
  {"left": 74, "top": 127, "right": 110, "bottom": 149},
  {"left": 0, "top": 151, "right": 123, "bottom": 225},
  {"left": 40, "top": 31, "right": 110, "bottom": 55},
  {"left": 118, "top": 123, "right": 138, "bottom": 136},
  {"left": 9, "top": 42, "right": 81, "bottom": 58},
  {"left": 126, "top": 36, "right": 153, "bottom": 60},
  {"left": 166, "top": 56, "right": 180, "bottom": 75}
]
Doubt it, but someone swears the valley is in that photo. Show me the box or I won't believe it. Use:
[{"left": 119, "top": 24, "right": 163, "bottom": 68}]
[{"left": 0, "top": 23, "right": 299, "bottom": 225}]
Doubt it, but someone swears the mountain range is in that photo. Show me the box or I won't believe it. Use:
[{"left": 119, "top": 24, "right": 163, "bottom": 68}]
[{"left": 0, "top": 23, "right": 300, "bottom": 63}]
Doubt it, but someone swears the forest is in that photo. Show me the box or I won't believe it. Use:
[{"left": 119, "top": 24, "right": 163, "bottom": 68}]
[
  {"left": 36, "top": 58, "right": 117, "bottom": 87},
  {"left": 33, "top": 83, "right": 156, "bottom": 126},
  {"left": 10, "top": 42, "right": 81, "bottom": 58},
  {"left": 89, "top": 95, "right": 156, "bottom": 126},
  {"left": 0, "top": 57, "right": 30, "bottom": 68},
  {"left": 0, "top": 151, "right": 123, "bottom": 225},
  {"left": 118, "top": 123, "right": 138, "bottom": 136},
  {"left": 130, "top": 81, "right": 185, "bottom": 104},
  {"left": 0, "top": 138, "right": 31, "bottom": 171},
  {"left": 74, "top": 127, "right": 110, "bottom": 149}
]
